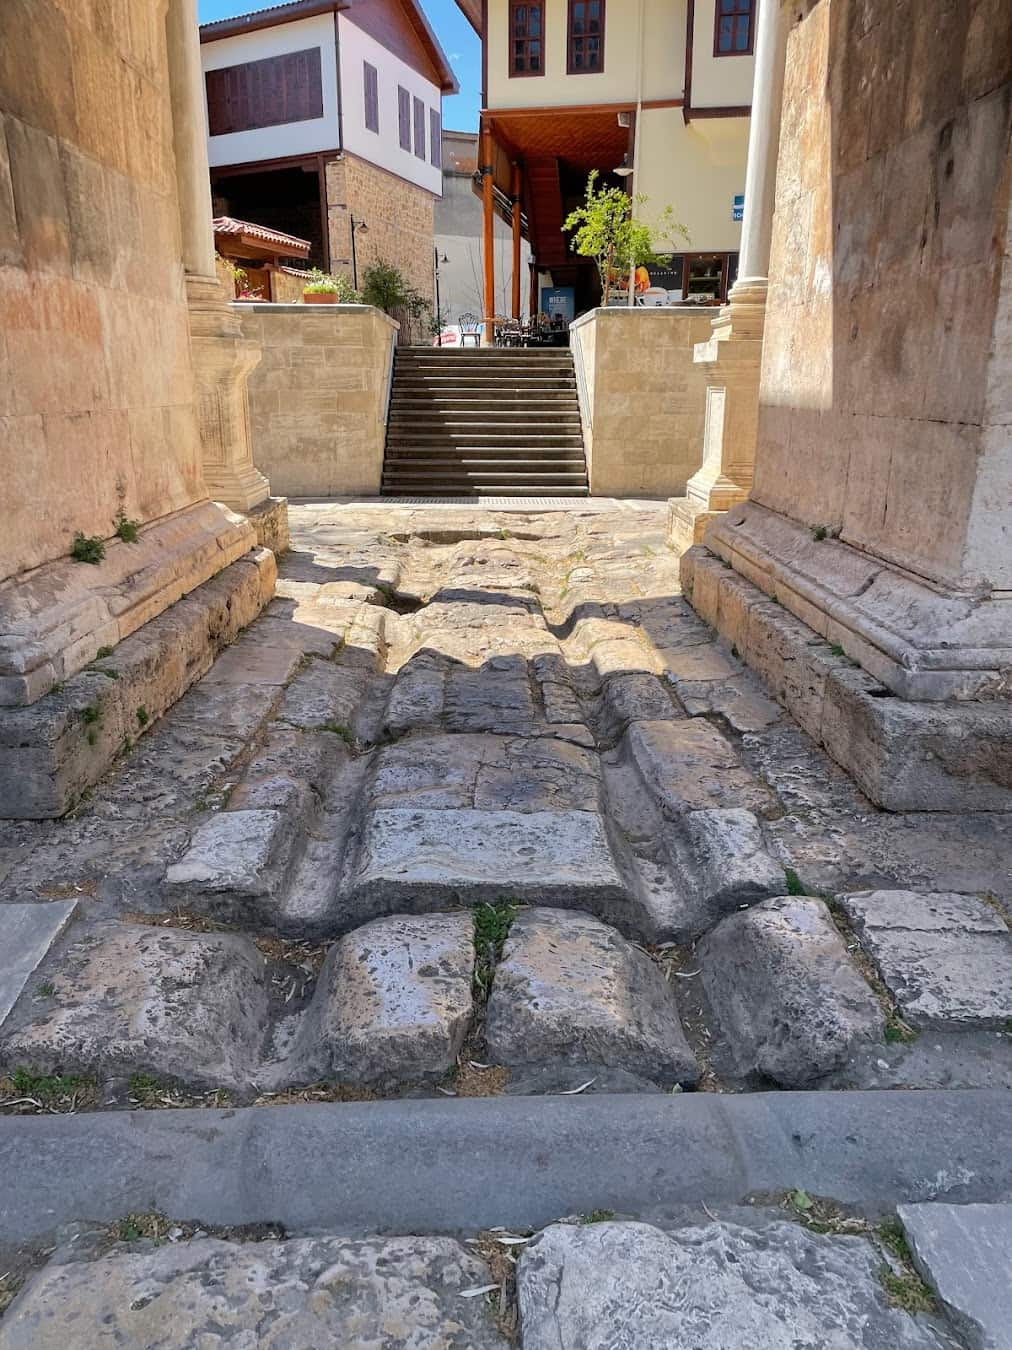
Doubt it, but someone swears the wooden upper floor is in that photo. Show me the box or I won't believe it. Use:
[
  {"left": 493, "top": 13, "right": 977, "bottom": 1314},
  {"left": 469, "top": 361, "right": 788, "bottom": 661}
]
[{"left": 459, "top": 0, "right": 756, "bottom": 118}]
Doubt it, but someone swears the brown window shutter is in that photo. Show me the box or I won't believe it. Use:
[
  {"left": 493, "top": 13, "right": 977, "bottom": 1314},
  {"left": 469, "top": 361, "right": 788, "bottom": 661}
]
[
  {"left": 364, "top": 61, "right": 379, "bottom": 133},
  {"left": 204, "top": 49, "right": 322, "bottom": 135}
]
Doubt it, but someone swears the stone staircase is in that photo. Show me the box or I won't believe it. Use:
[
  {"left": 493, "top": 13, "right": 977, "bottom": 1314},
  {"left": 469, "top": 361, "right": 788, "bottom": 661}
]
[{"left": 381, "top": 347, "right": 589, "bottom": 497}]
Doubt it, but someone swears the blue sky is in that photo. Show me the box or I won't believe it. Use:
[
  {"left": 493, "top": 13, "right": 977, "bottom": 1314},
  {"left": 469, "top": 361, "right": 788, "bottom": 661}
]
[{"left": 196, "top": 0, "right": 482, "bottom": 131}]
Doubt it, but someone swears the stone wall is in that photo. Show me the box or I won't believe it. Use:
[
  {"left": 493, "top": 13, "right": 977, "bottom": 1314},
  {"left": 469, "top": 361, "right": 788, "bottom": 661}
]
[
  {"left": 0, "top": 0, "right": 206, "bottom": 583},
  {"left": 570, "top": 308, "right": 715, "bottom": 497},
  {"left": 754, "top": 0, "right": 1012, "bottom": 593},
  {"left": 239, "top": 303, "right": 397, "bottom": 496},
  {"left": 326, "top": 152, "right": 435, "bottom": 343}
]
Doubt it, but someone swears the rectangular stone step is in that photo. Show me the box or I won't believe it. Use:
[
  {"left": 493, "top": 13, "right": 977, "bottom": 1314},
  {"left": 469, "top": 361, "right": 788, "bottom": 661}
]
[
  {"left": 380, "top": 485, "right": 590, "bottom": 497},
  {"left": 346, "top": 807, "right": 634, "bottom": 929}
]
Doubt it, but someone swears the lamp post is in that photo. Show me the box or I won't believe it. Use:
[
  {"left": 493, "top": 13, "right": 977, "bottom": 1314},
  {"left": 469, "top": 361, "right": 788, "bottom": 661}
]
[
  {"left": 614, "top": 0, "right": 645, "bottom": 308},
  {"left": 350, "top": 215, "right": 367, "bottom": 289},
  {"left": 434, "top": 248, "right": 448, "bottom": 335}
]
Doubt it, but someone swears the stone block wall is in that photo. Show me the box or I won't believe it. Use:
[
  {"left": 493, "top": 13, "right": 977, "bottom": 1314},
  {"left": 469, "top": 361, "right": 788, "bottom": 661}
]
[
  {"left": 570, "top": 308, "right": 715, "bottom": 497},
  {"left": 326, "top": 153, "right": 435, "bottom": 343},
  {"left": 754, "top": 0, "right": 1012, "bottom": 593},
  {"left": 0, "top": 0, "right": 206, "bottom": 583},
  {"left": 238, "top": 303, "right": 398, "bottom": 497}
]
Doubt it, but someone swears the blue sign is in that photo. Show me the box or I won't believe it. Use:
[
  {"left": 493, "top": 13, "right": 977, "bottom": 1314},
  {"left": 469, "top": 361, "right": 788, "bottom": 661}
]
[
  {"left": 732, "top": 193, "right": 745, "bottom": 222},
  {"left": 541, "top": 286, "right": 575, "bottom": 323}
]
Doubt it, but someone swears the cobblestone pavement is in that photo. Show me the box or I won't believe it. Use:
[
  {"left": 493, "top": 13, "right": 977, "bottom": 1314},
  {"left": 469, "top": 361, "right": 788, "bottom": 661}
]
[{"left": 1, "top": 502, "right": 1010, "bottom": 1345}]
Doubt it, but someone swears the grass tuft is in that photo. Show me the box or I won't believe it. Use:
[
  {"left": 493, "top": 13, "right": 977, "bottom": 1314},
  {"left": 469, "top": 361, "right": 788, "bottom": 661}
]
[
  {"left": 783, "top": 867, "right": 806, "bottom": 896},
  {"left": 473, "top": 901, "right": 518, "bottom": 1000}
]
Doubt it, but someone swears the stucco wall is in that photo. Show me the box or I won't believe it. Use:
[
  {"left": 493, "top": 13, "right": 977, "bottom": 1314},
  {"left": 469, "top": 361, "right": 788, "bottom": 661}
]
[
  {"left": 638, "top": 107, "right": 748, "bottom": 253},
  {"left": 201, "top": 14, "right": 340, "bottom": 168},
  {"left": 238, "top": 302, "right": 397, "bottom": 496},
  {"left": 753, "top": 0, "right": 1012, "bottom": 592},
  {"left": 0, "top": 0, "right": 206, "bottom": 584},
  {"left": 691, "top": 0, "right": 756, "bottom": 107},
  {"left": 570, "top": 306, "right": 713, "bottom": 496}
]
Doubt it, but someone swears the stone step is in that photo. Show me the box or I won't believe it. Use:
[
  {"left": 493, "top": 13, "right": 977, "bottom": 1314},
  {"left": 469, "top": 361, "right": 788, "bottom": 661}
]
[
  {"left": 383, "top": 459, "right": 588, "bottom": 473},
  {"left": 388, "top": 413, "right": 583, "bottom": 427},
  {"left": 380, "top": 484, "right": 591, "bottom": 496},
  {"left": 486, "top": 907, "right": 699, "bottom": 1088},
  {"left": 385, "top": 434, "right": 586, "bottom": 449}
]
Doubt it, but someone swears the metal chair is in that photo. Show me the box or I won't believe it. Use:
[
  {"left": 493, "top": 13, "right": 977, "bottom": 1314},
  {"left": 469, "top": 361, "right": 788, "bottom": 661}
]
[{"left": 458, "top": 313, "right": 481, "bottom": 347}]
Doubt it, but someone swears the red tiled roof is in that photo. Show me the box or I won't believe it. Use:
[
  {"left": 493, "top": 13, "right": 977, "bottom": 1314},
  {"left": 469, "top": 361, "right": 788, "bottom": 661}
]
[{"left": 212, "top": 216, "right": 312, "bottom": 254}]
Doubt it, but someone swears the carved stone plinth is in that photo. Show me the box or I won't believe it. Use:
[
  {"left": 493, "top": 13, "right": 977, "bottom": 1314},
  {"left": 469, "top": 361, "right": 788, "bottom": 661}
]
[
  {"left": 186, "top": 275, "right": 271, "bottom": 514},
  {"left": 668, "top": 280, "right": 767, "bottom": 554}
]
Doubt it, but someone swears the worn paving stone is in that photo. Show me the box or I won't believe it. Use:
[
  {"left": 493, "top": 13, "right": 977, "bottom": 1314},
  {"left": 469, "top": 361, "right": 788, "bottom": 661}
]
[
  {"left": 657, "top": 808, "right": 786, "bottom": 941},
  {"left": 676, "top": 673, "right": 784, "bottom": 732},
  {"left": 486, "top": 908, "right": 698, "bottom": 1085},
  {"left": 165, "top": 809, "right": 298, "bottom": 912},
  {"left": 699, "top": 896, "right": 883, "bottom": 1087},
  {"left": 273, "top": 657, "right": 369, "bottom": 732},
  {"left": 898, "top": 1203, "right": 1012, "bottom": 1350},
  {"left": 517, "top": 1220, "right": 953, "bottom": 1350},
  {"left": 624, "top": 718, "right": 775, "bottom": 816},
  {"left": 350, "top": 807, "right": 635, "bottom": 929},
  {"left": 369, "top": 734, "right": 601, "bottom": 814},
  {"left": 0, "top": 1236, "right": 505, "bottom": 1349},
  {"left": 0, "top": 921, "right": 270, "bottom": 1091},
  {"left": 839, "top": 890, "right": 1012, "bottom": 1029},
  {"left": 0, "top": 901, "right": 78, "bottom": 1028},
  {"left": 282, "top": 912, "right": 474, "bottom": 1086}
]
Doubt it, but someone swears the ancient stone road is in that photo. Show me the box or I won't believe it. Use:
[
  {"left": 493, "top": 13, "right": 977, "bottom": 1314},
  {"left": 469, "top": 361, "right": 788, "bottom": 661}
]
[{"left": 1, "top": 502, "right": 1011, "bottom": 1345}]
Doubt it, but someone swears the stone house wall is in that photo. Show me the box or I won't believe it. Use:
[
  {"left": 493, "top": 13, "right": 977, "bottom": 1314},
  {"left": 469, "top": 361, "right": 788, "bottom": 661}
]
[
  {"left": 570, "top": 308, "right": 715, "bottom": 497},
  {"left": 754, "top": 0, "right": 1012, "bottom": 592},
  {"left": 0, "top": 0, "right": 206, "bottom": 583},
  {"left": 326, "top": 153, "right": 435, "bottom": 343},
  {"left": 238, "top": 302, "right": 398, "bottom": 496}
]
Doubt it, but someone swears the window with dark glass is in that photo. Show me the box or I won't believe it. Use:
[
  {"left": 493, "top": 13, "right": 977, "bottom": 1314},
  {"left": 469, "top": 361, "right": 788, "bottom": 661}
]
[
  {"left": 413, "top": 96, "right": 425, "bottom": 158},
  {"left": 363, "top": 61, "right": 379, "bottom": 133},
  {"left": 205, "top": 48, "right": 323, "bottom": 135},
  {"left": 430, "top": 109, "right": 442, "bottom": 168},
  {"left": 714, "top": 0, "right": 754, "bottom": 55},
  {"left": 568, "top": 0, "right": 604, "bottom": 74},
  {"left": 398, "top": 86, "right": 411, "bottom": 149},
  {"left": 509, "top": 1, "right": 545, "bottom": 76}
]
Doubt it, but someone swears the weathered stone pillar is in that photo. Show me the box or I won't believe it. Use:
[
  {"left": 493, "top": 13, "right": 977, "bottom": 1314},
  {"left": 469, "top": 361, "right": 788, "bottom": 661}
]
[
  {"left": 680, "top": 0, "right": 1012, "bottom": 813},
  {"left": 668, "top": 0, "right": 790, "bottom": 552},
  {"left": 165, "top": 0, "right": 273, "bottom": 516}
]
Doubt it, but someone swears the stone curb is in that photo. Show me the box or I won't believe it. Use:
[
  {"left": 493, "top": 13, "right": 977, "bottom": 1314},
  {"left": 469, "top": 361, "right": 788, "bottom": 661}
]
[{"left": 2, "top": 1090, "right": 1011, "bottom": 1250}]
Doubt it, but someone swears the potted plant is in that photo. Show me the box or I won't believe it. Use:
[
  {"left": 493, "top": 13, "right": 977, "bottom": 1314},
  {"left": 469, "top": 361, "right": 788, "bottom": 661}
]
[{"left": 302, "top": 269, "right": 362, "bottom": 305}]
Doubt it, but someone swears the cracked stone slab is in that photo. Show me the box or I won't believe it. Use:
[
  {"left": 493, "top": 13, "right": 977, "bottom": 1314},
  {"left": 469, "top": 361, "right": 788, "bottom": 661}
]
[
  {"left": 517, "top": 1220, "right": 953, "bottom": 1350},
  {"left": 0, "top": 1235, "right": 505, "bottom": 1349},
  {"left": 282, "top": 912, "right": 474, "bottom": 1086},
  {"left": 486, "top": 908, "right": 698, "bottom": 1085},
  {"left": 699, "top": 896, "right": 883, "bottom": 1087},
  {"left": 898, "top": 1203, "right": 1012, "bottom": 1350},
  {"left": 838, "top": 890, "right": 1012, "bottom": 1029},
  {"left": 349, "top": 808, "right": 634, "bottom": 927},
  {"left": 624, "top": 719, "right": 775, "bottom": 816},
  {"left": 0, "top": 902, "right": 77, "bottom": 1028},
  {"left": 369, "top": 734, "right": 601, "bottom": 814},
  {"left": 0, "top": 921, "right": 270, "bottom": 1091}
]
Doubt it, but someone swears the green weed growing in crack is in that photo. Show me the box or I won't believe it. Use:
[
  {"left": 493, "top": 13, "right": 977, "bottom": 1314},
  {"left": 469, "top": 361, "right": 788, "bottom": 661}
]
[
  {"left": 2, "top": 1067, "right": 98, "bottom": 1111},
  {"left": 777, "top": 1191, "right": 937, "bottom": 1312},
  {"left": 71, "top": 532, "right": 105, "bottom": 565},
  {"left": 319, "top": 722, "right": 354, "bottom": 746},
  {"left": 96, "top": 645, "right": 114, "bottom": 659},
  {"left": 33, "top": 982, "right": 55, "bottom": 999},
  {"left": 136, "top": 705, "right": 149, "bottom": 727},
  {"left": 579, "top": 1209, "right": 615, "bottom": 1224},
  {"left": 472, "top": 901, "right": 519, "bottom": 1001},
  {"left": 114, "top": 510, "right": 140, "bottom": 543},
  {"left": 810, "top": 524, "right": 829, "bottom": 542},
  {"left": 829, "top": 643, "right": 846, "bottom": 658},
  {"left": 783, "top": 867, "right": 806, "bottom": 896}
]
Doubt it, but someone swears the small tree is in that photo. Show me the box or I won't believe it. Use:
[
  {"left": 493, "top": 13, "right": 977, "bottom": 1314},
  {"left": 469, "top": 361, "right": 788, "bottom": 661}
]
[
  {"left": 562, "top": 171, "right": 688, "bottom": 307},
  {"left": 361, "top": 261, "right": 431, "bottom": 342}
]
